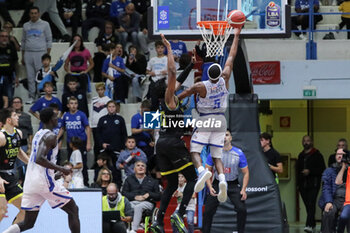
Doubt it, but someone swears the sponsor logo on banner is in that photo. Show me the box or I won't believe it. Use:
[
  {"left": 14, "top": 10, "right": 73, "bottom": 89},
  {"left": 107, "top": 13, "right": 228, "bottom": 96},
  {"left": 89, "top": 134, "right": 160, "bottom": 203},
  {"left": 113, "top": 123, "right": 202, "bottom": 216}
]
[
  {"left": 250, "top": 61, "right": 281, "bottom": 84},
  {"left": 158, "top": 6, "right": 169, "bottom": 29},
  {"left": 266, "top": 1, "right": 280, "bottom": 28},
  {"left": 246, "top": 186, "right": 268, "bottom": 192}
]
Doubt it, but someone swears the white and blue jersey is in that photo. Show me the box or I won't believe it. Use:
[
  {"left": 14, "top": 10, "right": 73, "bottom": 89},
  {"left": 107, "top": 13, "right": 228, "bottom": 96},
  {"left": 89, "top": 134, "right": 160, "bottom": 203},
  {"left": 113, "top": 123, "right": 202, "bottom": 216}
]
[
  {"left": 206, "top": 146, "right": 248, "bottom": 181},
  {"left": 24, "top": 129, "right": 58, "bottom": 193},
  {"left": 62, "top": 110, "right": 89, "bottom": 143},
  {"left": 30, "top": 96, "right": 62, "bottom": 113}
]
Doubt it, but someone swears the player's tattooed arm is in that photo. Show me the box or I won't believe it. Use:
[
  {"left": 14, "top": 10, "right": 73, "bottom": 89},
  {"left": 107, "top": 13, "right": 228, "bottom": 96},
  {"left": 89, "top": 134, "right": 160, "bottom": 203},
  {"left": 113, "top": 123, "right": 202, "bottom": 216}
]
[{"left": 35, "top": 133, "right": 71, "bottom": 175}]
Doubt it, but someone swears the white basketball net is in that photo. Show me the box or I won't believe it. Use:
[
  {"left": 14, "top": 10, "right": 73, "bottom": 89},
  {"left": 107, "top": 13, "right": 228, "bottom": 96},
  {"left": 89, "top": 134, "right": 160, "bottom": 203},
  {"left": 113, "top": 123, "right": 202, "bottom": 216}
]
[{"left": 197, "top": 22, "right": 233, "bottom": 57}]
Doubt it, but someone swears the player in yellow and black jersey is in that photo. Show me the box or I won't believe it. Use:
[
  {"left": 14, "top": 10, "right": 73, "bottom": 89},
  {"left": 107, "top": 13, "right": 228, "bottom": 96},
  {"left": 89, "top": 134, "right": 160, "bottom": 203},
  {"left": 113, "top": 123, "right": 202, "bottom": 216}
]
[{"left": 0, "top": 108, "right": 29, "bottom": 224}]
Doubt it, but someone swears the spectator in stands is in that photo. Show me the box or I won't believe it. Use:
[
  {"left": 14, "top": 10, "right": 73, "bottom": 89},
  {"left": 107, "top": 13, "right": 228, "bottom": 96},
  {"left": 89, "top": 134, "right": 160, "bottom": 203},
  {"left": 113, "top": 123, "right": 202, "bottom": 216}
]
[
  {"left": 102, "top": 183, "right": 133, "bottom": 233},
  {"left": 56, "top": 161, "right": 84, "bottom": 189},
  {"left": 57, "top": 0, "right": 82, "bottom": 37},
  {"left": 0, "top": 1, "right": 16, "bottom": 30},
  {"left": 328, "top": 138, "right": 348, "bottom": 166},
  {"left": 91, "top": 83, "right": 111, "bottom": 159},
  {"left": 117, "top": 3, "right": 141, "bottom": 49},
  {"left": 122, "top": 160, "right": 161, "bottom": 233},
  {"left": 109, "top": 0, "right": 129, "bottom": 28},
  {"left": 58, "top": 96, "right": 92, "bottom": 186},
  {"left": 29, "top": 82, "right": 62, "bottom": 120},
  {"left": 131, "top": 100, "right": 155, "bottom": 163},
  {"left": 146, "top": 40, "right": 167, "bottom": 111},
  {"left": 97, "top": 100, "right": 127, "bottom": 186},
  {"left": 292, "top": 0, "right": 323, "bottom": 39},
  {"left": 12, "top": 96, "right": 33, "bottom": 184},
  {"left": 116, "top": 136, "right": 147, "bottom": 177},
  {"left": 93, "top": 21, "right": 119, "bottom": 82},
  {"left": 33, "top": 0, "right": 71, "bottom": 41},
  {"left": 68, "top": 136, "right": 85, "bottom": 188},
  {"left": 0, "top": 29, "right": 18, "bottom": 103},
  {"left": 64, "top": 34, "right": 94, "bottom": 93},
  {"left": 126, "top": 45, "right": 147, "bottom": 102},
  {"left": 137, "top": 10, "right": 150, "bottom": 60},
  {"left": 35, "top": 53, "right": 58, "bottom": 96},
  {"left": 2, "top": 22, "right": 20, "bottom": 51},
  {"left": 82, "top": 0, "right": 111, "bottom": 42},
  {"left": 61, "top": 75, "right": 89, "bottom": 118},
  {"left": 164, "top": 40, "right": 188, "bottom": 67},
  {"left": 22, "top": 6, "right": 52, "bottom": 104},
  {"left": 260, "top": 132, "right": 283, "bottom": 181},
  {"left": 172, "top": 173, "right": 196, "bottom": 233},
  {"left": 91, "top": 167, "right": 113, "bottom": 195},
  {"left": 94, "top": 153, "right": 119, "bottom": 183},
  {"left": 101, "top": 43, "right": 127, "bottom": 103},
  {"left": 319, "top": 148, "right": 348, "bottom": 233},
  {"left": 339, "top": 0, "right": 350, "bottom": 39}
]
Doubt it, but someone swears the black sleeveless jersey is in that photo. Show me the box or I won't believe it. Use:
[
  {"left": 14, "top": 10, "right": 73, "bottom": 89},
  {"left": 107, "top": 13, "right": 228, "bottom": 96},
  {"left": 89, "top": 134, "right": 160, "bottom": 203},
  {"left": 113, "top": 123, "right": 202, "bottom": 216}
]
[
  {"left": 0, "top": 129, "right": 22, "bottom": 170},
  {"left": 159, "top": 98, "right": 185, "bottom": 137}
]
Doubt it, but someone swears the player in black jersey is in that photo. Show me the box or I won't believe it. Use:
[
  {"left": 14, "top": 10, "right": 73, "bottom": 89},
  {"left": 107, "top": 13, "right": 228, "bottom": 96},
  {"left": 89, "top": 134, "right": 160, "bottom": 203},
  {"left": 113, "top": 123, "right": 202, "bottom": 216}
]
[
  {"left": 0, "top": 108, "right": 30, "bottom": 223},
  {"left": 150, "top": 34, "right": 197, "bottom": 233}
]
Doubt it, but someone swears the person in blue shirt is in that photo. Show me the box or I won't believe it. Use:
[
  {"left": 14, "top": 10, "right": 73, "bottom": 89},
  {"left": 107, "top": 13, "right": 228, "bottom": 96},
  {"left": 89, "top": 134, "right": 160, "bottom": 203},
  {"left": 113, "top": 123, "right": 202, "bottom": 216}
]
[
  {"left": 164, "top": 40, "right": 188, "bottom": 64},
  {"left": 109, "top": 0, "right": 130, "bottom": 28},
  {"left": 102, "top": 43, "right": 127, "bottom": 103},
  {"left": 203, "top": 129, "right": 249, "bottom": 233},
  {"left": 58, "top": 96, "right": 91, "bottom": 186},
  {"left": 29, "top": 82, "right": 62, "bottom": 120}
]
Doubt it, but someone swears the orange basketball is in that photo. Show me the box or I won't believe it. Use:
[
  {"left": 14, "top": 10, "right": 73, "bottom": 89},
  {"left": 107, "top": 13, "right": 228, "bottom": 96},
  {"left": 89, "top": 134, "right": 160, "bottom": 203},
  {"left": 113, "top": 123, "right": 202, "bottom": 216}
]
[{"left": 227, "top": 10, "right": 246, "bottom": 28}]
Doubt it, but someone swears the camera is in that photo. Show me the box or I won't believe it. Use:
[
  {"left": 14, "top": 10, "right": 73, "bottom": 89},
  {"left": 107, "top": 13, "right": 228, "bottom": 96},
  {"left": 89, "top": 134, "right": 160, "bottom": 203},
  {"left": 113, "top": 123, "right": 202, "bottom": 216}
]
[{"left": 341, "top": 149, "right": 350, "bottom": 164}]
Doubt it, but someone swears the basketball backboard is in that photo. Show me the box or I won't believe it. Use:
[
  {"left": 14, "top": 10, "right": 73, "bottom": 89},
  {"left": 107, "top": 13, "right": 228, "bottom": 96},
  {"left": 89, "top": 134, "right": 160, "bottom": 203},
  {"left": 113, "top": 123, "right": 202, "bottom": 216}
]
[{"left": 149, "top": 0, "right": 291, "bottom": 39}]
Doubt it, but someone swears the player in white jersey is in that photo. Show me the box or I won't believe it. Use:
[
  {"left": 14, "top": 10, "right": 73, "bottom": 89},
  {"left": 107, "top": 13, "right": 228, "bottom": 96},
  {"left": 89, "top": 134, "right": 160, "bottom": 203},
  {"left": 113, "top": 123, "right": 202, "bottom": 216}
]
[
  {"left": 178, "top": 27, "right": 241, "bottom": 203},
  {"left": 3, "top": 107, "right": 80, "bottom": 233}
]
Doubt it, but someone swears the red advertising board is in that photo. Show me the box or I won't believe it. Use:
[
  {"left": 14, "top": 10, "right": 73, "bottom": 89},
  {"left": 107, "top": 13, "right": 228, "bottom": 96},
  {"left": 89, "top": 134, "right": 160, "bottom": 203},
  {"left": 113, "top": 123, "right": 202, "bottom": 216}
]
[{"left": 250, "top": 61, "right": 281, "bottom": 84}]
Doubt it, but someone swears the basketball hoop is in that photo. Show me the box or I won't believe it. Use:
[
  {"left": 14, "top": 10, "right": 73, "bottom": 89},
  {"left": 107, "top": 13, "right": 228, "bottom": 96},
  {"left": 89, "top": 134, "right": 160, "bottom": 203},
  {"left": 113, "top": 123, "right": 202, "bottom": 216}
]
[{"left": 197, "top": 21, "right": 233, "bottom": 57}]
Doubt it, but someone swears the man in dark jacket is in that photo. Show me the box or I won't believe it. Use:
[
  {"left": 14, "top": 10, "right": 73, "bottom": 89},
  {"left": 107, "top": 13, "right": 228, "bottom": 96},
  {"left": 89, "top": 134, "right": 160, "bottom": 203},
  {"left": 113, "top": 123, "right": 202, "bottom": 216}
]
[
  {"left": 122, "top": 160, "right": 161, "bottom": 233},
  {"left": 319, "top": 148, "right": 348, "bottom": 233},
  {"left": 97, "top": 100, "right": 127, "bottom": 187},
  {"left": 297, "top": 135, "right": 326, "bottom": 233}
]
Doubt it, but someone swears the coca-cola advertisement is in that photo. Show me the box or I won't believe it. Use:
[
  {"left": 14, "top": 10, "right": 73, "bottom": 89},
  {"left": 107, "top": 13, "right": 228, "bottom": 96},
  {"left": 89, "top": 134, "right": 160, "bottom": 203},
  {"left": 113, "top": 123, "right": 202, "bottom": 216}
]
[{"left": 250, "top": 61, "right": 281, "bottom": 84}]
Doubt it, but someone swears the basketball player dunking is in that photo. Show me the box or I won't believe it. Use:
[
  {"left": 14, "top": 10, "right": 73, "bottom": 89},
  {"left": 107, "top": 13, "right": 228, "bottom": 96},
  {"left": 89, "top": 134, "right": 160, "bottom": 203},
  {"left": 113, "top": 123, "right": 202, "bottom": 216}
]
[{"left": 178, "top": 27, "right": 242, "bottom": 202}]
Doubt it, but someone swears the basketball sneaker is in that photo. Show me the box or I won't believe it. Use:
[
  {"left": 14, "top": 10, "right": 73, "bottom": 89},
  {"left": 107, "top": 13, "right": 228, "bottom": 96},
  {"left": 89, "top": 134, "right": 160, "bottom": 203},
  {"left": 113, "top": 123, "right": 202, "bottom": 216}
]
[
  {"left": 170, "top": 212, "right": 188, "bottom": 233},
  {"left": 217, "top": 180, "right": 228, "bottom": 202},
  {"left": 194, "top": 169, "right": 212, "bottom": 193},
  {"left": 150, "top": 222, "right": 165, "bottom": 233}
]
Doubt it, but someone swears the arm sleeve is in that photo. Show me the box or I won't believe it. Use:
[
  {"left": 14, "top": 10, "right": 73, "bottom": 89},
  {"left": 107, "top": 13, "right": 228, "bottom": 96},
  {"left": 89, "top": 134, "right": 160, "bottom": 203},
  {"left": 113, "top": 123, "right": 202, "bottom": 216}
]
[
  {"left": 147, "top": 178, "right": 161, "bottom": 202},
  {"left": 238, "top": 151, "right": 248, "bottom": 169},
  {"left": 82, "top": 112, "right": 89, "bottom": 127},
  {"left": 45, "top": 22, "right": 52, "bottom": 49},
  {"left": 116, "top": 151, "right": 126, "bottom": 169},
  {"left": 131, "top": 114, "right": 139, "bottom": 129},
  {"left": 321, "top": 169, "right": 333, "bottom": 204},
  {"left": 30, "top": 98, "right": 41, "bottom": 112},
  {"left": 121, "top": 178, "right": 136, "bottom": 201},
  {"left": 177, "top": 62, "right": 194, "bottom": 84}
]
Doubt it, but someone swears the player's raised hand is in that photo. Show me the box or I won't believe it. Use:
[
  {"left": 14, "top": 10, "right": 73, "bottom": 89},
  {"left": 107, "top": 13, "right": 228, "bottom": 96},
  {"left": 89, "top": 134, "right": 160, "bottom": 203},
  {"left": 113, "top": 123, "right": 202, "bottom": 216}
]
[
  {"left": 160, "top": 33, "right": 171, "bottom": 48},
  {"left": 0, "top": 177, "right": 9, "bottom": 193},
  {"left": 234, "top": 27, "right": 242, "bottom": 37}
]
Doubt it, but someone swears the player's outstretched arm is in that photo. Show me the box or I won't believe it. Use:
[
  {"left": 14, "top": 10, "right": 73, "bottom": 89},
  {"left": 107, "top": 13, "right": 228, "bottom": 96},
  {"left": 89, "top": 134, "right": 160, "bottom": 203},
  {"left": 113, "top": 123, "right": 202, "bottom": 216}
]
[
  {"left": 222, "top": 27, "right": 242, "bottom": 88},
  {"left": 177, "top": 82, "right": 202, "bottom": 100},
  {"left": 161, "top": 34, "right": 177, "bottom": 110},
  {"left": 35, "top": 133, "right": 71, "bottom": 175}
]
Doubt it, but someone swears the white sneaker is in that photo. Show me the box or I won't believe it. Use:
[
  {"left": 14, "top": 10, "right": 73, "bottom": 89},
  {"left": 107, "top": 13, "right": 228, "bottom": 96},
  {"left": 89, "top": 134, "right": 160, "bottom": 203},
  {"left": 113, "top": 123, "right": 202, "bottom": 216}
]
[
  {"left": 25, "top": 97, "right": 34, "bottom": 104},
  {"left": 194, "top": 169, "right": 212, "bottom": 193},
  {"left": 217, "top": 181, "right": 228, "bottom": 202},
  {"left": 304, "top": 226, "right": 313, "bottom": 233}
]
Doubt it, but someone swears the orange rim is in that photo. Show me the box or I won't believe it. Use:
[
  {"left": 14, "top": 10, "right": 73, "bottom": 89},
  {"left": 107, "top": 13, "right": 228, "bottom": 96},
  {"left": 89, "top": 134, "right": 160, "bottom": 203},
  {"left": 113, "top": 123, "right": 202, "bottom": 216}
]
[{"left": 197, "top": 21, "right": 230, "bottom": 35}]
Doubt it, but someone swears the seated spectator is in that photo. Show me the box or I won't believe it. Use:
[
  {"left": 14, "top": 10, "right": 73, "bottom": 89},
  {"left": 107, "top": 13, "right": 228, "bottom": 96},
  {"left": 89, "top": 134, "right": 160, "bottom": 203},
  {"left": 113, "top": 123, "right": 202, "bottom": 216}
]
[
  {"left": 116, "top": 136, "right": 147, "bottom": 178},
  {"left": 102, "top": 43, "right": 128, "bottom": 102},
  {"left": 57, "top": 0, "right": 82, "bottom": 36},
  {"left": 172, "top": 173, "right": 196, "bottom": 233},
  {"left": 291, "top": 0, "right": 323, "bottom": 39},
  {"left": 122, "top": 160, "right": 161, "bottom": 233},
  {"left": 131, "top": 100, "right": 155, "bottom": 164},
  {"left": 91, "top": 83, "right": 111, "bottom": 158},
  {"left": 117, "top": 3, "right": 140, "bottom": 49},
  {"left": 328, "top": 138, "right": 348, "bottom": 167},
  {"left": 58, "top": 96, "right": 92, "bottom": 186},
  {"left": 93, "top": 21, "right": 119, "bottom": 82},
  {"left": 69, "top": 136, "right": 85, "bottom": 188},
  {"left": 35, "top": 54, "right": 58, "bottom": 96},
  {"left": 91, "top": 167, "right": 113, "bottom": 195},
  {"left": 109, "top": 0, "right": 129, "bottom": 28},
  {"left": 64, "top": 34, "right": 94, "bottom": 93},
  {"left": 97, "top": 100, "right": 127, "bottom": 187},
  {"left": 126, "top": 45, "right": 147, "bottom": 102},
  {"left": 2, "top": 22, "right": 20, "bottom": 51},
  {"left": 94, "top": 153, "right": 119, "bottom": 184},
  {"left": 82, "top": 0, "right": 111, "bottom": 42},
  {"left": 137, "top": 10, "right": 150, "bottom": 60},
  {"left": 29, "top": 82, "right": 62, "bottom": 120},
  {"left": 56, "top": 161, "right": 84, "bottom": 189},
  {"left": 103, "top": 183, "right": 133, "bottom": 233},
  {"left": 319, "top": 148, "right": 348, "bottom": 233},
  {"left": 146, "top": 40, "right": 167, "bottom": 111},
  {"left": 62, "top": 75, "right": 89, "bottom": 118},
  {"left": 164, "top": 40, "right": 188, "bottom": 67}
]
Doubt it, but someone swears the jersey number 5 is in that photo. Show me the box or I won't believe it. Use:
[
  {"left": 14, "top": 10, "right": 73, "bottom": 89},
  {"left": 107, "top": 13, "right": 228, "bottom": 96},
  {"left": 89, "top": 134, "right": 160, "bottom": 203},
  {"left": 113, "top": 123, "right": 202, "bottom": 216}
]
[{"left": 213, "top": 99, "right": 221, "bottom": 109}]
